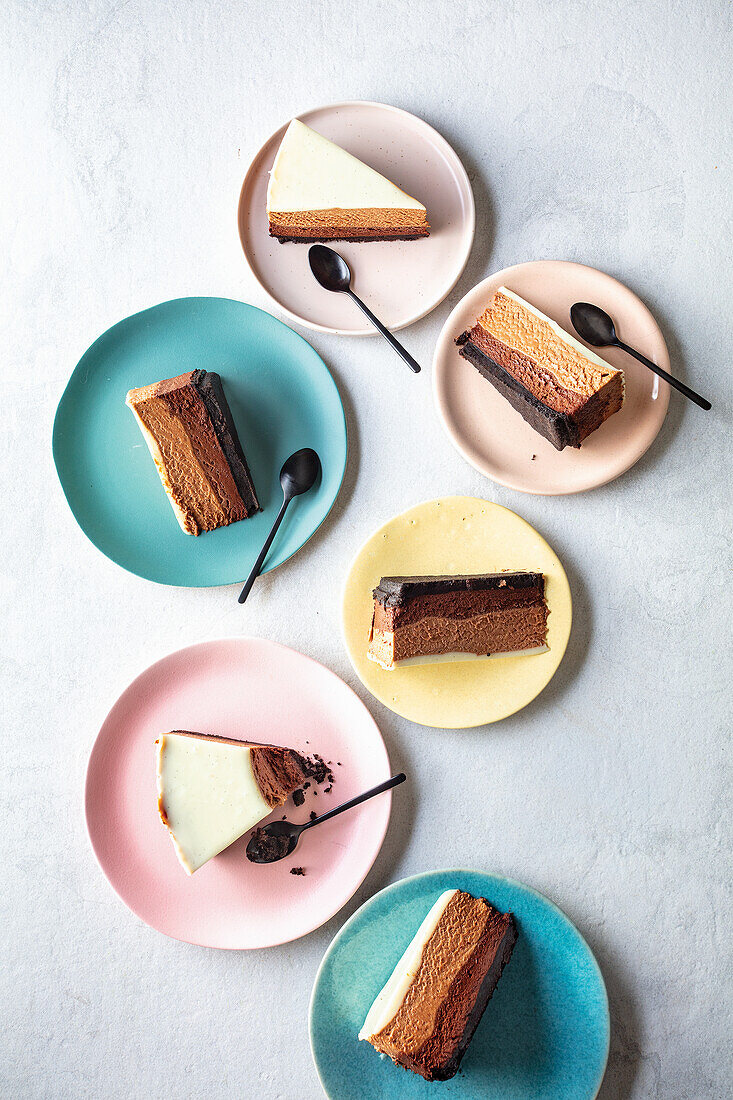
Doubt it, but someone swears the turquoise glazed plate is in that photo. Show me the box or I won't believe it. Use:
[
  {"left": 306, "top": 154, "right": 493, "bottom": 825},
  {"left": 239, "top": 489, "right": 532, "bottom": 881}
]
[
  {"left": 310, "top": 869, "right": 609, "bottom": 1099},
  {"left": 53, "top": 298, "right": 346, "bottom": 586}
]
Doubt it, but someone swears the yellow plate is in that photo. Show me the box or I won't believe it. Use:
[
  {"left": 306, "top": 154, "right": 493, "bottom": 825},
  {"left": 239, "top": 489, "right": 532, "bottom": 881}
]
[{"left": 342, "top": 497, "right": 572, "bottom": 728}]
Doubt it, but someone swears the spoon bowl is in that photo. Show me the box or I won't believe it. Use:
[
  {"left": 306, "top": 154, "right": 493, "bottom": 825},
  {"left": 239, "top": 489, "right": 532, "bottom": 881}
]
[
  {"left": 309, "top": 245, "right": 352, "bottom": 293},
  {"left": 280, "top": 447, "right": 322, "bottom": 500},
  {"left": 569, "top": 302, "right": 618, "bottom": 347}
]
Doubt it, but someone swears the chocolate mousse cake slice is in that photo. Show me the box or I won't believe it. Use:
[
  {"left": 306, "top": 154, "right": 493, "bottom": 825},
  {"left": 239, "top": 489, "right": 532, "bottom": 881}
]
[
  {"left": 457, "top": 287, "right": 624, "bottom": 450},
  {"left": 267, "top": 119, "right": 429, "bottom": 242},
  {"left": 359, "top": 889, "right": 517, "bottom": 1081},
  {"left": 156, "top": 731, "right": 309, "bottom": 874},
  {"left": 367, "top": 573, "right": 548, "bottom": 671},
  {"left": 126, "top": 370, "right": 259, "bottom": 535}
]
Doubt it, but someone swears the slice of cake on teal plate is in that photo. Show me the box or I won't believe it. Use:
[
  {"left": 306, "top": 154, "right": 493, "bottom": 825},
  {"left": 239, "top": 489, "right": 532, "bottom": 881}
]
[{"left": 359, "top": 889, "right": 517, "bottom": 1080}]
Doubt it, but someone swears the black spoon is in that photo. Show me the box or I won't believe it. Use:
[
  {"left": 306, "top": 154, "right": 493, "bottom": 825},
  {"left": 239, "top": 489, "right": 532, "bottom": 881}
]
[
  {"left": 570, "top": 302, "right": 711, "bottom": 411},
  {"left": 308, "top": 245, "right": 421, "bottom": 374},
  {"left": 246, "top": 773, "right": 406, "bottom": 863},
  {"left": 237, "top": 448, "right": 321, "bottom": 604}
]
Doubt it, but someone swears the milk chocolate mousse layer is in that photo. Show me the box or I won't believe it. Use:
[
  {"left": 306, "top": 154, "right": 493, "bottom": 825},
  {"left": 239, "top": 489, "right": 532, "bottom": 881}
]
[
  {"left": 126, "top": 370, "right": 259, "bottom": 535},
  {"left": 367, "top": 573, "right": 548, "bottom": 670},
  {"left": 457, "top": 287, "right": 624, "bottom": 450},
  {"left": 359, "top": 889, "right": 517, "bottom": 1081}
]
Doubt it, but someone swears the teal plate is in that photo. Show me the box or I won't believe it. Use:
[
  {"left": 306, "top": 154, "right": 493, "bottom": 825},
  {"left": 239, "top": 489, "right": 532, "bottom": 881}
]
[
  {"left": 310, "top": 870, "right": 609, "bottom": 1099},
  {"left": 52, "top": 298, "right": 347, "bottom": 587}
]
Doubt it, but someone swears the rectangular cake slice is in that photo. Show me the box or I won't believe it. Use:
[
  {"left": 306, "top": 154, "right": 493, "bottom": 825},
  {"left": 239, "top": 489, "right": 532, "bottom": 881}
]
[
  {"left": 359, "top": 889, "right": 517, "bottom": 1081},
  {"left": 367, "top": 573, "right": 548, "bottom": 671},
  {"left": 266, "top": 119, "right": 429, "bottom": 242},
  {"left": 126, "top": 370, "right": 259, "bottom": 535},
  {"left": 457, "top": 287, "right": 624, "bottom": 449},
  {"left": 156, "top": 731, "right": 309, "bottom": 874}
]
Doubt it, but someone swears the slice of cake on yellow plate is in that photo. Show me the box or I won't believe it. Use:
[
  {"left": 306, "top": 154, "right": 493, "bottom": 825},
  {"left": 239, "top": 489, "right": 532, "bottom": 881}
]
[
  {"left": 156, "top": 731, "right": 309, "bottom": 874},
  {"left": 266, "top": 119, "right": 429, "bottom": 242}
]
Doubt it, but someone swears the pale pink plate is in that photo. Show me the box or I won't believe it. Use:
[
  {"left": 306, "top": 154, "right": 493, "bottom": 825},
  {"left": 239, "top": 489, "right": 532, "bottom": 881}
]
[
  {"left": 238, "top": 101, "right": 475, "bottom": 335},
  {"left": 85, "top": 639, "right": 392, "bottom": 949},
  {"left": 433, "top": 261, "right": 671, "bottom": 495}
]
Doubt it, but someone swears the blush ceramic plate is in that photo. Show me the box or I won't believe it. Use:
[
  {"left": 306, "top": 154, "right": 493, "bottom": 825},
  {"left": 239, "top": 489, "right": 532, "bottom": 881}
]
[
  {"left": 433, "top": 260, "right": 670, "bottom": 494},
  {"left": 85, "top": 639, "right": 391, "bottom": 949},
  {"left": 310, "top": 869, "right": 610, "bottom": 1100},
  {"left": 53, "top": 298, "right": 346, "bottom": 586},
  {"left": 342, "top": 498, "right": 571, "bottom": 729},
  {"left": 238, "top": 101, "right": 475, "bottom": 335}
]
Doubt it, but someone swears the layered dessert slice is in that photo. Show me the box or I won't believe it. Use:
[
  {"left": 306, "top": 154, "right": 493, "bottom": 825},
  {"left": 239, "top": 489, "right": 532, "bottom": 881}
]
[
  {"left": 457, "top": 287, "right": 624, "bottom": 449},
  {"left": 359, "top": 889, "right": 517, "bottom": 1081},
  {"left": 266, "top": 119, "right": 429, "bottom": 242},
  {"left": 156, "top": 731, "right": 309, "bottom": 874},
  {"left": 367, "top": 573, "right": 548, "bottom": 671},
  {"left": 126, "top": 370, "right": 259, "bottom": 535}
]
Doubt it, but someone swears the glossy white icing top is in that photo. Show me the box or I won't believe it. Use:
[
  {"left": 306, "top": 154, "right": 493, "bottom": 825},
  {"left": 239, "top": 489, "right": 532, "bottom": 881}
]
[
  {"left": 156, "top": 733, "right": 271, "bottom": 874},
  {"left": 266, "top": 119, "right": 425, "bottom": 213},
  {"left": 498, "top": 286, "right": 615, "bottom": 372},
  {"left": 359, "top": 889, "right": 458, "bottom": 1041}
]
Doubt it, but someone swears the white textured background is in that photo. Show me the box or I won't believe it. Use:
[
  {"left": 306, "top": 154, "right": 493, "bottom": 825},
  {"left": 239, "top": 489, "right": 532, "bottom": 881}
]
[{"left": 3, "top": 2, "right": 732, "bottom": 1097}]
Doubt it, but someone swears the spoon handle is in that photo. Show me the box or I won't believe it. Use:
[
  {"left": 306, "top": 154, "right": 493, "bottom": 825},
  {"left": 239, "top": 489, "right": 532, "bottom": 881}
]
[
  {"left": 238, "top": 497, "right": 289, "bottom": 604},
  {"left": 347, "top": 290, "right": 421, "bottom": 374},
  {"left": 302, "top": 773, "right": 406, "bottom": 831},
  {"left": 616, "top": 341, "right": 711, "bottom": 411}
]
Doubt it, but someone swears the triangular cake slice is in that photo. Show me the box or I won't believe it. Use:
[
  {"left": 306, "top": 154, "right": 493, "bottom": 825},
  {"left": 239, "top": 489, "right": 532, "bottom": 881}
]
[
  {"left": 156, "top": 731, "right": 308, "bottom": 874},
  {"left": 266, "top": 119, "right": 429, "bottom": 242}
]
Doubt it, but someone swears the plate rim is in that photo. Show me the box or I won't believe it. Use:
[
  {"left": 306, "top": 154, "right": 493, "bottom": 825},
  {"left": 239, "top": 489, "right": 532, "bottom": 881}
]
[
  {"left": 432, "top": 259, "right": 671, "bottom": 496},
  {"left": 52, "top": 295, "right": 347, "bottom": 588},
  {"left": 84, "top": 635, "right": 392, "bottom": 949},
  {"left": 340, "top": 496, "right": 573, "bottom": 728},
  {"left": 309, "top": 866, "right": 611, "bottom": 1100},
  {"left": 237, "top": 99, "right": 476, "bottom": 336}
]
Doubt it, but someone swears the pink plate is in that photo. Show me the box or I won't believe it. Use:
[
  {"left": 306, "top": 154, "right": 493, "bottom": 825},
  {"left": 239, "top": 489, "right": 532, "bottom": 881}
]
[
  {"left": 433, "top": 261, "right": 670, "bottom": 495},
  {"left": 85, "top": 639, "right": 392, "bottom": 949},
  {"left": 238, "top": 101, "right": 475, "bottom": 335}
]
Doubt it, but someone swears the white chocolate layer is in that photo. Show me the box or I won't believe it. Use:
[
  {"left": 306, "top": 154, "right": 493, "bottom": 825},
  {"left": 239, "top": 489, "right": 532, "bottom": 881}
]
[
  {"left": 359, "top": 889, "right": 458, "bottom": 1041},
  {"left": 156, "top": 733, "right": 272, "bottom": 874},
  {"left": 267, "top": 119, "right": 425, "bottom": 213}
]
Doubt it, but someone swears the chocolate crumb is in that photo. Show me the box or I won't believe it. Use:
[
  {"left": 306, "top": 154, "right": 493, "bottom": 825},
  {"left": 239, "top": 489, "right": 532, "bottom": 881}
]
[
  {"left": 290, "top": 867, "right": 306, "bottom": 876},
  {"left": 309, "top": 811, "right": 317, "bottom": 821},
  {"left": 531, "top": 454, "right": 536, "bottom": 461},
  {"left": 303, "top": 781, "right": 311, "bottom": 790},
  {"left": 324, "top": 785, "right": 332, "bottom": 794},
  {"left": 292, "top": 788, "right": 305, "bottom": 807}
]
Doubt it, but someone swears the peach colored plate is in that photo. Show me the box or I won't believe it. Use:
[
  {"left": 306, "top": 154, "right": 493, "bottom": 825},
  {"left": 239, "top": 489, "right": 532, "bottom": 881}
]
[
  {"left": 85, "top": 639, "right": 392, "bottom": 949},
  {"left": 238, "top": 101, "right": 475, "bottom": 335},
  {"left": 433, "top": 261, "right": 670, "bottom": 495}
]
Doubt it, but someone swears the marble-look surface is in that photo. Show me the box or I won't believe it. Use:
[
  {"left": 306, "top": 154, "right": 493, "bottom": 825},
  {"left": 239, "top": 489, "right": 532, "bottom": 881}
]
[{"left": 3, "top": 2, "right": 731, "bottom": 1097}]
